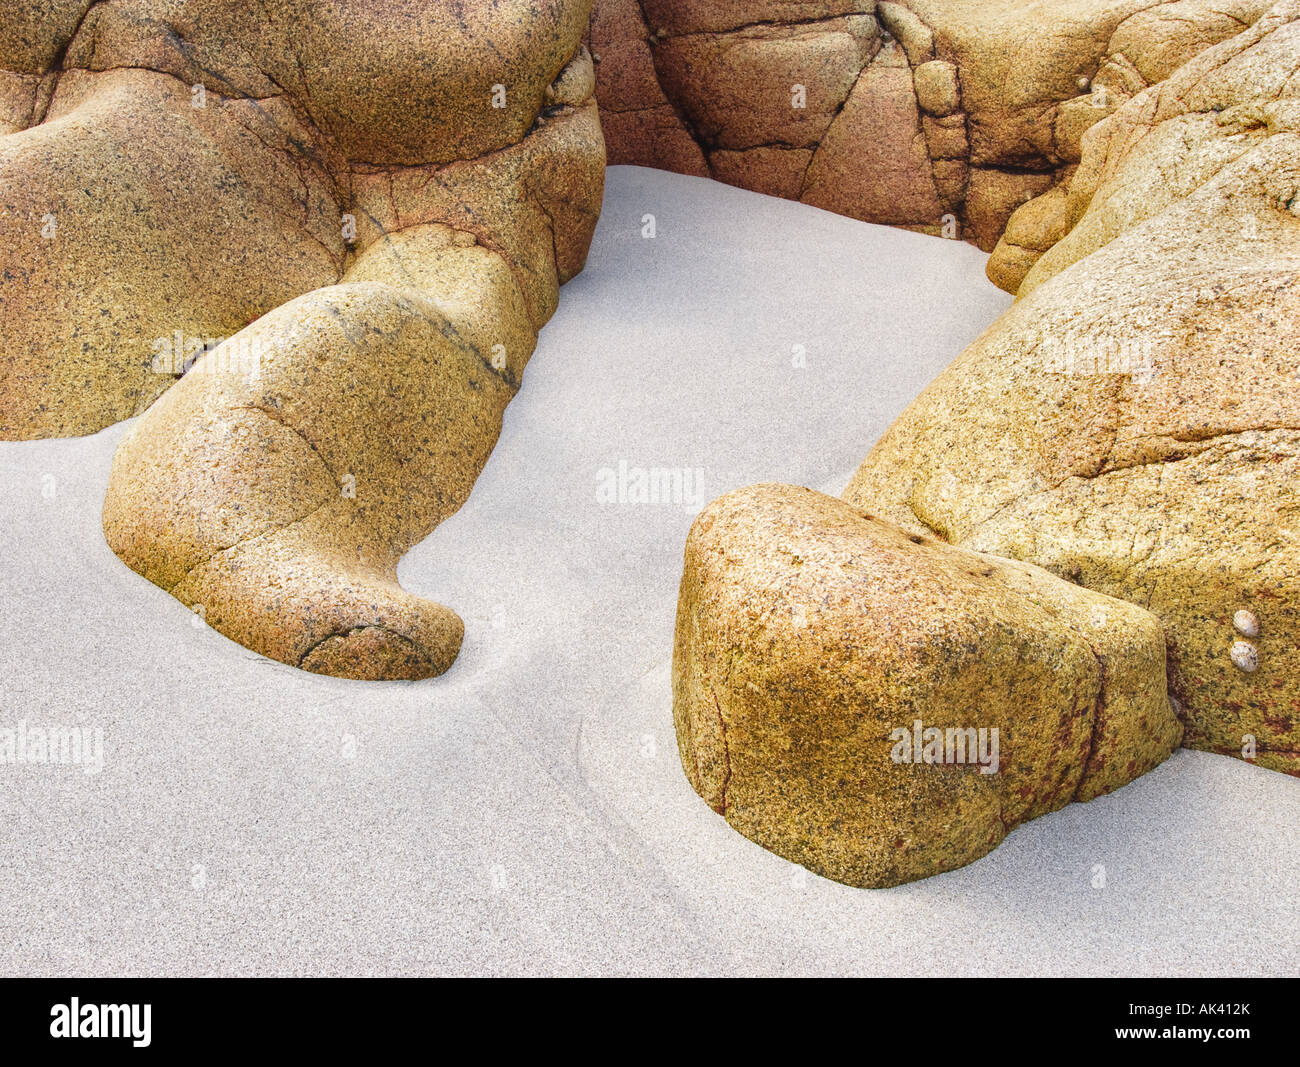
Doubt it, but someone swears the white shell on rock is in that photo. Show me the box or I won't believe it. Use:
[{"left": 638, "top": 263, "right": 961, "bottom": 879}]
[
  {"left": 1233, "top": 609, "right": 1260, "bottom": 638},
  {"left": 1230, "top": 640, "right": 1259, "bottom": 673}
]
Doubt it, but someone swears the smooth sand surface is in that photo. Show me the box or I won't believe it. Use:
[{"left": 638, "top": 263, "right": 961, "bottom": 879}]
[{"left": 1, "top": 166, "right": 1296, "bottom": 976}]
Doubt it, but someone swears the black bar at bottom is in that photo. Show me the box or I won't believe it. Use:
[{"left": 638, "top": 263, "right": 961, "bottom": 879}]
[{"left": 0, "top": 976, "right": 1291, "bottom": 1054}]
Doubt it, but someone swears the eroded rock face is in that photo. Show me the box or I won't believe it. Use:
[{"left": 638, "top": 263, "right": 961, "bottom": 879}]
[
  {"left": 847, "top": 6, "right": 1294, "bottom": 774},
  {"left": 847, "top": 3, "right": 1300, "bottom": 774},
  {"left": 1, "top": 1, "right": 600, "bottom": 438},
  {"left": 0, "top": 2, "right": 604, "bottom": 678},
  {"left": 676, "top": 485, "right": 1181, "bottom": 888},
  {"left": 670, "top": 0, "right": 1300, "bottom": 883},
  {"left": 588, "top": 0, "right": 1273, "bottom": 249}
]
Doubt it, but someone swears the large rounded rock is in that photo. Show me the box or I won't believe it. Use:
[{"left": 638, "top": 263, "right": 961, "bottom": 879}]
[
  {"left": 0, "top": 1, "right": 601, "bottom": 439},
  {"left": 96, "top": 57, "right": 604, "bottom": 681},
  {"left": 0, "top": 2, "right": 607, "bottom": 678},
  {"left": 675, "top": 484, "right": 1181, "bottom": 887}
]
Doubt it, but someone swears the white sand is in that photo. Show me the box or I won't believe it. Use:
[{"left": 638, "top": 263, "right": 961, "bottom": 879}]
[{"left": 0, "top": 166, "right": 1295, "bottom": 976}]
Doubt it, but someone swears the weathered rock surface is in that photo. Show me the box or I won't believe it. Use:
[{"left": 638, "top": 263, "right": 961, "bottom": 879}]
[
  {"left": 669, "top": 0, "right": 1300, "bottom": 884},
  {"left": 0, "top": 67, "right": 344, "bottom": 437},
  {"left": 2, "top": 1, "right": 600, "bottom": 438},
  {"left": 0, "top": 2, "right": 604, "bottom": 678},
  {"left": 589, "top": 0, "right": 1274, "bottom": 247},
  {"left": 676, "top": 484, "right": 1181, "bottom": 887},
  {"left": 848, "top": 2, "right": 1300, "bottom": 774}
]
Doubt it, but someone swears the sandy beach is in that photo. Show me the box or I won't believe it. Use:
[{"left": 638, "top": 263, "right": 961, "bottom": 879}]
[{"left": 1, "top": 166, "right": 1295, "bottom": 976}]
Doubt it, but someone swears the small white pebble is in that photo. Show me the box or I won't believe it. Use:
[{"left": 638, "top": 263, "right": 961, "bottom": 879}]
[
  {"left": 1233, "top": 609, "right": 1259, "bottom": 638},
  {"left": 1230, "top": 640, "right": 1258, "bottom": 673}
]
